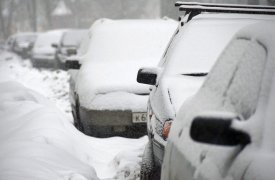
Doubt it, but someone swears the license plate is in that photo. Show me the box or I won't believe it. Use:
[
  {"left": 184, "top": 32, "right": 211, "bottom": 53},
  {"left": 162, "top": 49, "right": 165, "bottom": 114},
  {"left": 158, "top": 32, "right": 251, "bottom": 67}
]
[{"left": 132, "top": 112, "right": 147, "bottom": 123}]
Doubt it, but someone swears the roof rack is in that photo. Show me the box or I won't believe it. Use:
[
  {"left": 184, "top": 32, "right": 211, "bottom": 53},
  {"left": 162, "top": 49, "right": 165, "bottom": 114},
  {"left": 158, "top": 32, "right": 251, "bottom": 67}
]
[
  {"left": 175, "top": 1, "right": 275, "bottom": 10},
  {"left": 179, "top": 5, "right": 275, "bottom": 15}
]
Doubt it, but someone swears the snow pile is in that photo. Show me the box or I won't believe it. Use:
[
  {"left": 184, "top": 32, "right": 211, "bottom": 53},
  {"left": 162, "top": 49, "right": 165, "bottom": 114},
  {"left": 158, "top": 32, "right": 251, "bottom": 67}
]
[
  {"left": 0, "top": 51, "right": 72, "bottom": 119},
  {"left": 0, "top": 81, "right": 99, "bottom": 180},
  {"left": 0, "top": 50, "right": 148, "bottom": 179}
]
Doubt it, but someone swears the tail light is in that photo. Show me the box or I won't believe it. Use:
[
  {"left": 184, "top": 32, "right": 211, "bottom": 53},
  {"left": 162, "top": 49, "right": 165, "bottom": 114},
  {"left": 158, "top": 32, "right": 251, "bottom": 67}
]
[{"left": 162, "top": 120, "right": 172, "bottom": 140}]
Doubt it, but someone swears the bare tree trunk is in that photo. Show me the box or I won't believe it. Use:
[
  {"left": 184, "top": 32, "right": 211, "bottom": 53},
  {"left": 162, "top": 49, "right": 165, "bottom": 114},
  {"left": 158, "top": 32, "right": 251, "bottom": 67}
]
[
  {"left": 0, "top": 0, "right": 6, "bottom": 38},
  {"left": 43, "top": 0, "right": 52, "bottom": 30},
  {"left": 7, "top": 0, "right": 15, "bottom": 36},
  {"left": 32, "top": 0, "right": 37, "bottom": 31},
  {"left": 27, "top": 0, "right": 37, "bottom": 32}
]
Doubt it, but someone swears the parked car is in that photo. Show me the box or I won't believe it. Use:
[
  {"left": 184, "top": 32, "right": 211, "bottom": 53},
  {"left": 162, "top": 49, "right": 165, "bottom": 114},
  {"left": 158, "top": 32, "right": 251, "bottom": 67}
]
[
  {"left": 66, "top": 18, "right": 177, "bottom": 137},
  {"left": 137, "top": 4, "right": 275, "bottom": 179},
  {"left": 53, "top": 29, "right": 88, "bottom": 69},
  {"left": 12, "top": 32, "right": 38, "bottom": 59},
  {"left": 31, "top": 29, "right": 67, "bottom": 68},
  {"left": 66, "top": 30, "right": 91, "bottom": 118},
  {"left": 161, "top": 21, "right": 275, "bottom": 180}
]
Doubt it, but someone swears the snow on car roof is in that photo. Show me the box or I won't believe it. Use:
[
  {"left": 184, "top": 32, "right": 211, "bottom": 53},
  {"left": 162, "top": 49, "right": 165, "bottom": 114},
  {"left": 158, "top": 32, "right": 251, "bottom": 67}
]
[{"left": 162, "top": 13, "right": 275, "bottom": 75}]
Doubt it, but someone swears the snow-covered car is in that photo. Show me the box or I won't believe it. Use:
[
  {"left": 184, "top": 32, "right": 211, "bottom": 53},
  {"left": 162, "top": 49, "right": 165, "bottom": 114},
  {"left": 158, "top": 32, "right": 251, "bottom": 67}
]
[
  {"left": 31, "top": 29, "right": 67, "bottom": 68},
  {"left": 12, "top": 32, "right": 38, "bottom": 59},
  {"left": 53, "top": 29, "right": 88, "bottom": 69},
  {"left": 137, "top": 7, "right": 275, "bottom": 180},
  {"left": 67, "top": 18, "right": 177, "bottom": 137},
  {"left": 161, "top": 21, "right": 275, "bottom": 180}
]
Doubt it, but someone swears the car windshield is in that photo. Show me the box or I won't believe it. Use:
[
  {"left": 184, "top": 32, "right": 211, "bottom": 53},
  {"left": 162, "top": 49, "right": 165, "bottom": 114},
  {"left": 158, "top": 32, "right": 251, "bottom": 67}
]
[
  {"left": 16, "top": 34, "right": 37, "bottom": 43},
  {"left": 62, "top": 30, "right": 87, "bottom": 47},
  {"left": 34, "top": 31, "right": 64, "bottom": 48},
  {"left": 161, "top": 15, "right": 262, "bottom": 76}
]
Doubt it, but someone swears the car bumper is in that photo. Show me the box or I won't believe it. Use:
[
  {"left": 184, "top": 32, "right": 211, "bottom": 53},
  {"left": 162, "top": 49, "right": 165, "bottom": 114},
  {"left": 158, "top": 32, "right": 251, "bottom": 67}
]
[
  {"left": 149, "top": 134, "right": 165, "bottom": 167},
  {"left": 31, "top": 55, "right": 56, "bottom": 68},
  {"left": 79, "top": 107, "right": 147, "bottom": 137}
]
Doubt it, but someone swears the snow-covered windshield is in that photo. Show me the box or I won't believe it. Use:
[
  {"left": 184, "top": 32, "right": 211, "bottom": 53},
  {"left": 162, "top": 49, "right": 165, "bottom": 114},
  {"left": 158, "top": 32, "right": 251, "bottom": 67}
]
[
  {"left": 34, "top": 30, "right": 65, "bottom": 48},
  {"left": 62, "top": 29, "right": 88, "bottom": 47},
  {"left": 162, "top": 14, "right": 267, "bottom": 75},
  {"left": 85, "top": 19, "right": 177, "bottom": 62},
  {"left": 16, "top": 34, "right": 37, "bottom": 43}
]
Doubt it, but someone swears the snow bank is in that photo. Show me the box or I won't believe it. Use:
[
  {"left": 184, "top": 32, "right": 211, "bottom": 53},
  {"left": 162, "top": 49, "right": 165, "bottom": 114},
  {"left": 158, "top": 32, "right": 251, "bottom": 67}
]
[
  {"left": 0, "top": 50, "right": 148, "bottom": 180},
  {"left": 0, "top": 81, "right": 99, "bottom": 180},
  {"left": 0, "top": 51, "right": 72, "bottom": 119}
]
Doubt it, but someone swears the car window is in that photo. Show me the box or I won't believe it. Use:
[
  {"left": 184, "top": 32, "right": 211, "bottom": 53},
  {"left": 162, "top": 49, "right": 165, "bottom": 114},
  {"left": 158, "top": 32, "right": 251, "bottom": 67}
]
[
  {"left": 77, "top": 31, "right": 90, "bottom": 56},
  {"left": 62, "top": 30, "right": 87, "bottom": 47},
  {"left": 205, "top": 39, "right": 267, "bottom": 119}
]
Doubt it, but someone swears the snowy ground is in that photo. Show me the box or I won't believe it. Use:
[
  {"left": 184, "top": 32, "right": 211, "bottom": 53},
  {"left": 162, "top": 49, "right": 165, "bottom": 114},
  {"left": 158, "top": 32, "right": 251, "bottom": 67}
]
[{"left": 0, "top": 50, "right": 147, "bottom": 180}]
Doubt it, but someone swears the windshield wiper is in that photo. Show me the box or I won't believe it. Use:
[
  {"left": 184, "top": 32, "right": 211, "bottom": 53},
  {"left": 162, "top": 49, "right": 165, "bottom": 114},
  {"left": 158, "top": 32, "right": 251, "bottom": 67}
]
[{"left": 181, "top": 73, "right": 208, "bottom": 77}]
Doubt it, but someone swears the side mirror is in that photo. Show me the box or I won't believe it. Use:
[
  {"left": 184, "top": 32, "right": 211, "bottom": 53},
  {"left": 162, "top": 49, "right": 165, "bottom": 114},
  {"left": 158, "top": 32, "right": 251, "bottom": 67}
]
[
  {"left": 67, "top": 48, "right": 77, "bottom": 56},
  {"left": 137, "top": 67, "right": 161, "bottom": 85},
  {"left": 65, "top": 60, "right": 81, "bottom": 70},
  {"left": 190, "top": 112, "right": 250, "bottom": 146},
  {"left": 51, "top": 43, "right": 58, "bottom": 48},
  {"left": 27, "top": 43, "right": 34, "bottom": 49}
]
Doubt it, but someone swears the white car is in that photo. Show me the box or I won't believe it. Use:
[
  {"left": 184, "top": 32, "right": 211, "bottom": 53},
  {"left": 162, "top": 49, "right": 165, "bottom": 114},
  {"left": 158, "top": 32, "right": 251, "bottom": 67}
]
[
  {"left": 162, "top": 22, "right": 275, "bottom": 180},
  {"left": 137, "top": 9, "right": 275, "bottom": 180},
  {"left": 54, "top": 29, "right": 88, "bottom": 68},
  {"left": 31, "top": 29, "right": 67, "bottom": 68},
  {"left": 67, "top": 18, "right": 177, "bottom": 137}
]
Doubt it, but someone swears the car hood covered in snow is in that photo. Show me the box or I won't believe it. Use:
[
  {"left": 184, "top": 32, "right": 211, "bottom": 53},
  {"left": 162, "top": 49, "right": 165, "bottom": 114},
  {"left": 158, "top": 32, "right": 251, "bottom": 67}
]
[{"left": 76, "top": 60, "right": 154, "bottom": 110}]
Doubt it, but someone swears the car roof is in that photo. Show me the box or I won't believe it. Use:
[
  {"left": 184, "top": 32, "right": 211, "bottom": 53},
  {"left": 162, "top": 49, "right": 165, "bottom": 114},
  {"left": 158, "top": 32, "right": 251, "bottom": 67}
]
[{"left": 192, "top": 13, "right": 275, "bottom": 21}]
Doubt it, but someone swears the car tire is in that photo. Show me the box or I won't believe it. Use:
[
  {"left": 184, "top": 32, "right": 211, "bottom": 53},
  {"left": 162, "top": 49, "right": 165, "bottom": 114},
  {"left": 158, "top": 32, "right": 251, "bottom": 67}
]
[
  {"left": 140, "top": 140, "right": 160, "bottom": 180},
  {"left": 75, "top": 98, "right": 84, "bottom": 132}
]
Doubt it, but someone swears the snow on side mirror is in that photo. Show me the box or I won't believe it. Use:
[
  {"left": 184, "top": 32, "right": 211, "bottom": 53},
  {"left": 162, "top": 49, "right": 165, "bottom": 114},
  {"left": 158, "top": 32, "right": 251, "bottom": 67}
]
[
  {"left": 137, "top": 67, "right": 161, "bottom": 85},
  {"left": 65, "top": 60, "right": 81, "bottom": 70},
  {"left": 190, "top": 111, "right": 251, "bottom": 146}
]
